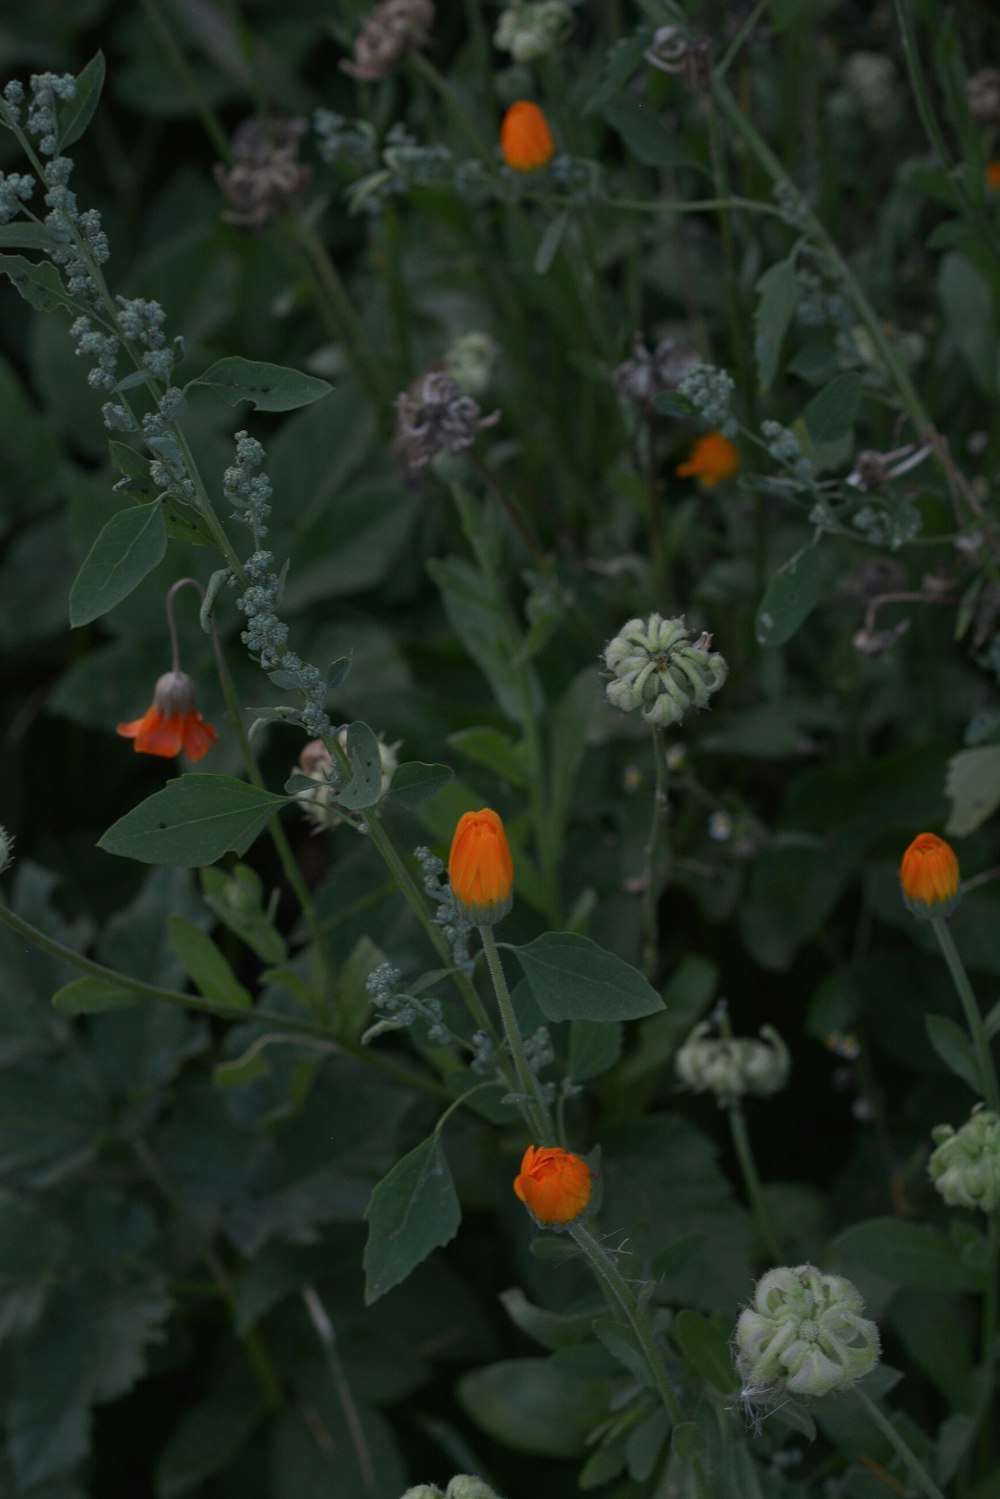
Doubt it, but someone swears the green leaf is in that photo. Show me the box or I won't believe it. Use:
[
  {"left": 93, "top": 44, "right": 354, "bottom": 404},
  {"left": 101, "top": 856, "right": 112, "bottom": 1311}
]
[
  {"left": 428, "top": 555, "right": 543, "bottom": 724},
  {"left": 603, "top": 97, "right": 686, "bottom": 167},
  {"left": 925, "top": 1013, "right": 981, "bottom": 1094},
  {"left": 167, "top": 916, "right": 251, "bottom": 1009},
  {"left": 51, "top": 977, "right": 137, "bottom": 1015},
  {"left": 834, "top": 1217, "right": 985, "bottom": 1290},
  {"left": 0, "top": 1189, "right": 69, "bottom": 1345},
  {"left": 200, "top": 863, "right": 287, "bottom": 965},
  {"left": 457, "top": 1358, "right": 614, "bottom": 1458},
  {"left": 755, "top": 545, "right": 820, "bottom": 648},
  {"left": 0, "top": 255, "right": 90, "bottom": 316},
  {"left": 626, "top": 1408, "right": 671, "bottom": 1482},
  {"left": 156, "top": 1361, "right": 267, "bottom": 1499},
  {"left": 754, "top": 258, "right": 799, "bottom": 392},
  {"left": 986, "top": 1000, "right": 1000, "bottom": 1041},
  {"left": 945, "top": 745, "right": 1000, "bottom": 836},
  {"left": 802, "top": 372, "right": 862, "bottom": 445},
  {"left": 935, "top": 1411, "right": 976, "bottom": 1486},
  {"left": 58, "top": 52, "right": 106, "bottom": 150},
  {"left": 939, "top": 252, "right": 995, "bottom": 395},
  {"left": 0, "top": 223, "right": 61, "bottom": 250},
  {"left": 591, "top": 1318, "right": 652, "bottom": 1384},
  {"left": 363, "top": 1134, "right": 460, "bottom": 1303},
  {"left": 511, "top": 932, "right": 664, "bottom": 1022},
  {"left": 448, "top": 726, "right": 527, "bottom": 786},
  {"left": 499, "top": 1287, "right": 599, "bottom": 1350},
  {"left": 68, "top": 502, "right": 167, "bottom": 627},
  {"left": 568, "top": 1018, "right": 624, "bottom": 1081},
  {"left": 187, "top": 357, "right": 332, "bottom": 412},
  {"left": 335, "top": 720, "right": 384, "bottom": 810},
  {"left": 385, "top": 760, "right": 454, "bottom": 807},
  {"left": 670, "top": 1309, "right": 739, "bottom": 1393},
  {"left": 535, "top": 210, "right": 571, "bottom": 274},
  {"left": 98, "top": 776, "right": 290, "bottom": 867}
]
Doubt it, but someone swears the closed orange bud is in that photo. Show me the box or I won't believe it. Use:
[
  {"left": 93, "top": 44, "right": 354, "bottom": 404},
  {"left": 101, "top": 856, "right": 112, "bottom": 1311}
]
[
  {"left": 675, "top": 431, "right": 741, "bottom": 487},
  {"left": 514, "top": 1144, "right": 592, "bottom": 1226},
  {"left": 500, "top": 100, "right": 554, "bottom": 172},
  {"left": 448, "top": 808, "right": 514, "bottom": 925},
  {"left": 986, "top": 161, "right": 1000, "bottom": 191},
  {"left": 900, "top": 832, "right": 960, "bottom": 919}
]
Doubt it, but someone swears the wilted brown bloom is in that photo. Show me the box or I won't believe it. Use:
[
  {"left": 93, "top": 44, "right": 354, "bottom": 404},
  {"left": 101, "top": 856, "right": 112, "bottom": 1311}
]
[
  {"left": 393, "top": 371, "right": 500, "bottom": 474},
  {"left": 609, "top": 333, "right": 700, "bottom": 408},
  {"left": 840, "top": 557, "right": 906, "bottom": 605},
  {"left": 967, "top": 68, "right": 1000, "bottom": 125},
  {"left": 644, "top": 24, "right": 710, "bottom": 86},
  {"left": 214, "top": 117, "right": 311, "bottom": 230},
  {"left": 852, "top": 618, "right": 911, "bottom": 657},
  {"left": 340, "top": 0, "right": 434, "bottom": 82},
  {"left": 846, "top": 442, "right": 931, "bottom": 493}
]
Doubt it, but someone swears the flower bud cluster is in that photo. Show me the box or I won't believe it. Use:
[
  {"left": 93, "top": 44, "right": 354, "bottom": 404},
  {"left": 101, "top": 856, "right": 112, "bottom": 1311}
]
[
  {"left": 415, "top": 845, "right": 475, "bottom": 971},
  {"left": 677, "top": 363, "right": 736, "bottom": 433},
  {"left": 733, "top": 1265, "right": 880, "bottom": 1400},
  {"left": 929, "top": 1109, "right": 1000, "bottom": 1213},
  {"left": 401, "top": 1478, "right": 502, "bottom": 1499},
  {"left": 604, "top": 613, "right": 728, "bottom": 729},
  {"left": 340, "top": 0, "right": 435, "bottom": 83},
  {"left": 494, "top": 3, "right": 573, "bottom": 64},
  {"left": 225, "top": 430, "right": 273, "bottom": 541},
  {"left": 314, "top": 109, "right": 379, "bottom": 172},
  {"left": 0, "top": 170, "right": 33, "bottom": 223},
  {"left": 364, "top": 961, "right": 450, "bottom": 1046},
  {"left": 761, "top": 420, "right": 813, "bottom": 481},
  {"left": 26, "top": 70, "right": 77, "bottom": 155},
  {"left": 676, "top": 1021, "right": 789, "bottom": 1103}
]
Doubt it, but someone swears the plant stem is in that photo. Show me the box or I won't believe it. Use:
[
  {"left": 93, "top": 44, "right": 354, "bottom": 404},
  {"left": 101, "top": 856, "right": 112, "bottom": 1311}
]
[
  {"left": 139, "top": 0, "right": 234, "bottom": 164},
  {"left": 407, "top": 50, "right": 494, "bottom": 164},
  {"left": 728, "top": 1102, "right": 783, "bottom": 1265},
  {"left": 931, "top": 916, "right": 1000, "bottom": 1111},
  {"left": 854, "top": 1388, "right": 949, "bottom": 1499},
  {"left": 301, "top": 1286, "right": 375, "bottom": 1489},
  {"left": 479, "top": 924, "right": 552, "bottom": 1141},
  {"left": 641, "top": 729, "right": 672, "bottom": 982}
]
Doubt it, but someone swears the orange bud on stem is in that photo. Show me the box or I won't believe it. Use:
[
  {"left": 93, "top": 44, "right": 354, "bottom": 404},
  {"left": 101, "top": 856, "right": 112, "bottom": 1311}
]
[
  {"left": 500, "top": 101, "right": 554, "bottom": 172},
  {"left": 448, "top": 808, "right": 514, "bottom": 926},
  {"left": 900, "top": 832, "right": 960, "bottom": 919},
  {"left": 514, "top": 1144, "right": 592, "bottom": 1226}
]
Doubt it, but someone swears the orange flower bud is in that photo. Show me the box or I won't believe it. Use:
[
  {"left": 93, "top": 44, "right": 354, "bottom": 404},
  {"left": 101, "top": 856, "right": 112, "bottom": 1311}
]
[
  {"left": 513, "top": 1144, "right": 592, "bottom": 1226},
  {"left": 448, "top": 808, "right": 514, "bottom": 925},
  {"left": 500, "top": 101, "right": 554, "bottom": 172},
  {"left": 986, "top": 161, "right": 1000, "bottom": 191},
  {"left": 675, "top": 431, "right": 741, "bottom": 487},
  {"left": 900, "top": 832, "right": 961, "bottom": 919}
]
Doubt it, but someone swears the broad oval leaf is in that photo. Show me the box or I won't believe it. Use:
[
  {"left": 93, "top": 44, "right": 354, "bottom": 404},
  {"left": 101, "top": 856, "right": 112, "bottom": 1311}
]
[
  {"left": 945, "top": 745, "right": 1000, "bottom": 836},
  {"left": 52, "top": 976, "right": 137, "bottom": 1015},
  {"left": 335, "top": 721, "right": 384, "bottom": 810},
  {"left": 755, "top": 545, "right": 820, "bottom": 648},
  {"left": 511, "top": 932, "right": 664, "bottom": 1022},
  {"left": 802, "top": 372, "right": 862, "bottom": 446},
  {"left": 69, "top": 502, "right": 167, "bottom": 627},
  {"left": 363, "top": 1134, "right": 460, "bottom": 1303},
  {"left": 834, "top": 1217, "right": 985, "bottom": 1290},
  {"left": 188, "top": 357, "right": 332, "bottom": 412},
  {"left": 754, "top": 258, "right": 798, "bottom": 392},
  {"left": 99, "top": 775, "right": 290, "bottom": 867}
]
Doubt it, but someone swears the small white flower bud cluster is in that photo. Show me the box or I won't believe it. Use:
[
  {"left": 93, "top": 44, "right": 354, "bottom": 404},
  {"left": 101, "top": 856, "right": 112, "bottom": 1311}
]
[
  {"left": 733, "top": 1265, "right": 880, "bottom": 1401},
  {"left": 401, "top": 1478, "right": 503, "bottom": 1499},
  {"left": 604, "top": 614, "right": 727, "bottom": 729},
  {"left": 494, "top": 2, "right": 573, "bottom": 65},
  {"left": 929, "top": 1109, "right": 1000, "bottom": 1213},
  {"left": 676, "top": 1021, "right": 789, "bottom": 1103}
]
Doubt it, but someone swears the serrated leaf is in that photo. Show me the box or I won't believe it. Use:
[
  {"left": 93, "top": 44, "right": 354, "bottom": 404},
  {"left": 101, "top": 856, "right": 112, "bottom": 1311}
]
[
  {"left": 945, "top": 745, "right": 1000, "bottom": 836},
  {"left": 754, "top": 258, "right": 798, "bottom": 392},
  {"left": 187, "top": 357, "right": 332, "bottom": 412},
  {"left": 58, "top": 52, "right": 106, "bottom": 150},
  {"left": 386, "top": 761, "right": 453, "bottom": 807},
  {"left": 51, "top": 977, "right": 137, "bottom": 1015},
  {"left": 802, "top": 373, "right": 862, "bottom": 445},
  {"left": 68, "top": 502, "right": 167, "bottom": 627},
  {"left": 363, "top": 1134, "right": 460, "bottom": 1303},
  {"left": 99, "top": 776, "right": 290, "bottom": 867},
  {"left": 167, "top": 916, "right": 251, "bottom": 1009},
  {"left": 755, "top": 546, "right": 820, "bottom": 648},
  {"left": 511, "top": 932, "right": 664, "bottom": 1022}
]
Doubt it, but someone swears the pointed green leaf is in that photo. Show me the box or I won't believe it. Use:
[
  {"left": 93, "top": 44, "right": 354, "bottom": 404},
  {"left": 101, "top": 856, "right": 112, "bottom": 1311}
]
[
  {"left": 755, "top": 545, "right": 820, "bottom": 648},
  {"left": 534, "top": 211, "right": 570, "bottom": 275},
  {"left": 754, "top": 258, "right": 798, "bottom": 392},
  {"left": 69, "top": 502, "right": 167, "bottom": 626},
  {"left": 511, "top": 932, "right": 664, "bottom": 1022},
  {"left": 188, "top": 357, "right": 332, "bottom": 412},
  {"left": 167, "top": 916, "right": 251, "bottom": 1009},
  {"left": 945, "top": 745, "right": 1000, "bottom": 836},
  {"left": 364, "top": 1134, "right": 460, "bottom": 1303},
  {"left": 385, "top": 761, "right": 453, "bottom": 807},
  {"left": 0, "top": 223, "right": 61, "bottom": 250},
  {"left": 58, "top": 52, "right": 106, "bottom": 150},
  {"left": 671, "top": 1309, "right": 739, "bottom": 1392},
  {"left": 52, "top": 977, "right": 137, "bottom": 1015},
  {"left": 802, "top": 372, "right": 862, "bottom": 445},
  {"left": 98, "top": 775, "right": 290, "bottom": 867},
  {"left": 925, "top": 1013, "right": 982, "bottom": 1094}
]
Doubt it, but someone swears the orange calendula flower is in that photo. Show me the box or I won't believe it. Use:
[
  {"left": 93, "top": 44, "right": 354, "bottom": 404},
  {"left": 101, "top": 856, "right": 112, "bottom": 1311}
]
[
  {"left": 986, "top": 161, "right": 1000, "bottom": 190},
  {"left": 500, "top": 100, "right": 554, "bottom": 172},
  {"left": 675, "top": 431, "right": 741, "bottom": 487},
  {"left": 448, "top": 808, "right": 514, "bottom": 925},
  {"left": 900, "top": 832, "right": 960, "bottom": 919},
  {"left": 117, "top": 670, "right": 218, "bottom": 762},
  {"left": 514, "top": 1144, "right": 592, "bottom": 1226}
]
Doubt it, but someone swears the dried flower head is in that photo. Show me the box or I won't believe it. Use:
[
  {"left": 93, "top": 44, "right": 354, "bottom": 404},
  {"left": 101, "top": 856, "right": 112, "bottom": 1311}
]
[
  {"left": 675, "top": 431, "right": 741, "bottom": 487},
  {"left": 514, "top": 1144, "right": 592, "bottom": 1226},
  {"left": 393, "top": 370, "right": 500, "bottom": 473},
  {"left": 448, "top": 808, "right": 514, "bottom": 926},
  {"left": 294, "top": 732, "right": 399, "bottom": 831},
  {"left": 968, "top": 68, "right": 1000, "bottom": 125},
  {"left": 852, "top": 618, "right": 911, "bottom": 657},
  {"left": 117, "top": 670, "right": 218, "bottom": 762},
  {"left": 604, "top": 613, "right": 728, "bottom": 729},
  {"left": 929, "top": 1109, "right": 1000, "bottom": 1213},
  {"left": 500, "top": 101, "right": 555, "bottom": 172},
  {"left": 899, "top": 832, "right": 960, "bottom": 920},
  {"left": 340, "top": 0, "right": 434, "bottom": 82},
  {"left": 733, "top": 1265, "right": 881, "bottom": 1401},
  {"left": 609, "top": 332, "right": 700, "bottom": 409},
  {"left": 644, "top": 24, "right": 711, "bottom": 86},
  {"left": 675, "top": 1021, "right": 790, "bottom": 1103},
  {"left": 213, "top": 117, "right": 311, "bottom": 231}
]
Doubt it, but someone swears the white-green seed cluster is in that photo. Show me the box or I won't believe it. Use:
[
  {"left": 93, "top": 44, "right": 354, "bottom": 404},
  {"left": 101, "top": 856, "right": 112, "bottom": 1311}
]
[
  {"left": 494, "top": 2, "right": 573, "bottom": 64},
  {"left": 675, "top": 1022, "right": 789, "bottom": 1103},
  {"left": 401, "top": 1478, "right": 503, "bottom": 1499},
  {"left": 677, "top": 363, "right": 737, "bottom": 433},
  {"left": 733, "top": 1265, "right": 880, "bottom": 1400},
  {"left": 929, "top": 1109, "right": 1000, "bottom": 1213},
  {"left": 604, "top": 614, "right": 727, "bottom": 729}
]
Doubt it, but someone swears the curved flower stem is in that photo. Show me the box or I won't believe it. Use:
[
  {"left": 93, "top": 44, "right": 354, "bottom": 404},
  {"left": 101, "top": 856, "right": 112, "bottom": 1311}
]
[
  {"left": 641, "top": 728, "right": 672, "bottom": 982},
  {"left": 931, "top": 916, "right": 1000, "bottom": 1112},
  {"left": 479, "top": 924, "right": 552, "bottom": 1142},
  {"left": 727, "top": 1102, "right": 783, "bottom": 1266},
  {"left": 854, "top": 1388, "right": 949, "bottom": 1499}
]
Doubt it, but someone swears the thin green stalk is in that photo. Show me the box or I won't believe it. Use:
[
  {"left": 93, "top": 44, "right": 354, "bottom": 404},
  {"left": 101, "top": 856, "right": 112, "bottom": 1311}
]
[
  {"left": 728, "top": 1103, "right": 783, "bottom": 1265},
  {"left": 931, "top": 916, "right": 1000, "bottom": 1111},
  {"left": 301, "top": 1286, "right": 375, "bottom": 1489},
  {"left": 523, "top": 190, "right": 788, "bottom": 220},
  {"left": 854, "top": 1388, "right": 949, "bottom": 1499},
  {"left": 641, "top": 730, "right": 672, "bottom": 982},
  {"left": 479, "top": 925, "right": 551, "bottom": 1140},
  {"left": 139, "top": 0, "right": 234, "bottom": 164},
  {"left": 703, "top": 88, "right": 751, "bottom": 405},
  {"left": 407, "top": 49, "right": 494, "bottom": 164},
  {"left": 131, "top": 1136, "right": 284, "bottom": 1411}
]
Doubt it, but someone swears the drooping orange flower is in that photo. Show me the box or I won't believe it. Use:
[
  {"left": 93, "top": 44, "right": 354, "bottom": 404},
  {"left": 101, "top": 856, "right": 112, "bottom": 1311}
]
[
  {"left": 117, "top": 670, "right": 218, "bottom": 762},
  {"left": 675, "top": 431, "right": 741, "bottom": 487},
  {"left": 448, "top": 808, "right": 514, "bottom": 925},
  {"left": 500, "top": 101, "right": 554, "bottom": 172},
  {"left": 986, "top": 160, "right": 1000, "bottom": 191},
  {"left": 514, "top": 1144, "right": 592, "bottom": 1226},
  {"left": 900, "top": 832, "right": 960, "bottom": 919}
]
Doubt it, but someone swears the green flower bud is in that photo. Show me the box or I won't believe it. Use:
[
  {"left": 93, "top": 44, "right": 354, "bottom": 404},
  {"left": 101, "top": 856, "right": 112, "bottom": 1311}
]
[
  {"left": 603, "top": 614, "right": 727, "bottom": 729},
  {"left": 675, "top": 1022, "right": 789, "bottom": 1103},
  {"left": 445, "top": 1478, "right": 504, "bottom": 1499},
  {"left": 444, "top": 331, "right": 496, "bottom": 399},
  {"left": 733, "top": 1265, "right": 880, "bottom": 1400},
  {"left": 400, "top": 1487, "right": 444, "bottom": 1499},
  {"left": 494, "top": 2, "right": 572, "bottom": 64},
  {"left": 929, "top": 1109, "right": 1000, "bottom": 1213}
]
